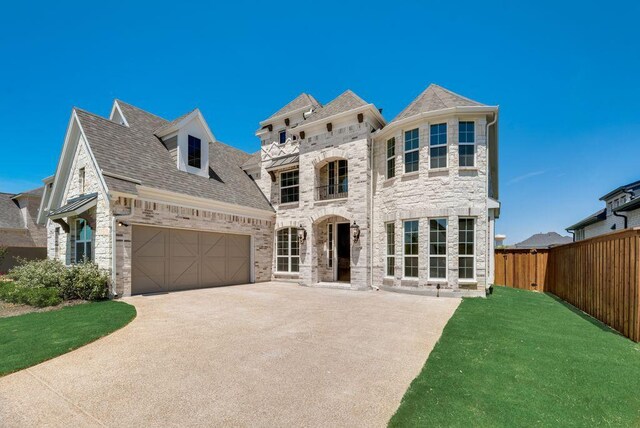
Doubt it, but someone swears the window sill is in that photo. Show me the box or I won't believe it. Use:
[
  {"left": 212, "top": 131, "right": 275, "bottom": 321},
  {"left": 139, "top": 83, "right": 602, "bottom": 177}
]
[
  {"left": 314, "top": 197, "right": 348, "bottom": 204},
  {"left": 427, "top": 279, "right": 448, "bottom": 283},
  {"left": 458, "top": 279, "right": 477, "bottom": 284},
  {"left": 401, "top": 171, "right": 420, "bottom": 180},
  {"left": 278, "top": 202, "right": 300, "bottom": 208},
  {"left": 274, "top": 271, "right": 300, "bottom": 277},
  {"left": 428, "top": 168, "right": 449, "bottom": 177},
  {"left": 383, "top": 177, "right": 397, "bottom": 185},
  {"left": 458, "top": 166, "right": 478, "bottom": 172}
]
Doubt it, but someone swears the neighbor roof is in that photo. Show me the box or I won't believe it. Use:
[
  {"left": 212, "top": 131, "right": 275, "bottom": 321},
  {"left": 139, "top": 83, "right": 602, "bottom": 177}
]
[
  {"left": 74, "top": 101, "right": 273, "bottom": 212},
  {"left": 566, "top": 209, "right": 607, "bottom": 231},
  {"left": 599, "top": 179, "right": 640, "bottom": 201},
  {"left": 297, "top": 90, "right": 369, "bottom": 126},
  {"left": 514, "top": 232, "right": 573, "bottom": 249},
  {"left": 263, "top": 93, "right": 320, "bottom": 122},
  {"left": 0, "top": 193, "right": 24, "bottom": 229},
  {"left": 390, "top": 84, "right": 486, "bottom": 123}
]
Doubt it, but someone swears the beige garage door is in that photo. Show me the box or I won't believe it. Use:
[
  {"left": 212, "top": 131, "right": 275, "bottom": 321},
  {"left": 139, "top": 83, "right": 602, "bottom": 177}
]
[{"left": 131, "top": 225, "right": 251, "bottom": 295}]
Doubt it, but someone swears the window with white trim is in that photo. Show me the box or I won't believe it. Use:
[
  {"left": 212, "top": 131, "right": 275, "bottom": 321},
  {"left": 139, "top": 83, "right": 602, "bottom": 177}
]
[
  {"left": 386, "top": 222, "right": 395, "bottom": 277},
  {"left": 280, "top": 170, "right": 299, "bottom": 203},
  {"left": 276, "top": 228, "right": 299, "bottom": 272},
  {"left": 429, "top": 218, "right": 447, "bottom": 279},
  {"left": 575, "top": 229, "right": 585, "bottom": 241},
  {"left": 386, "top": 138, "right": 396, "bottom": 178},
  {"left": 459, "top": 218, "right": 475, "bottom": 280},
  {"left": 403, "top": 220, "right": 419, "bottom": 278},
  {"left": 188, "top": 135, "right": 202, "bottom": 168},
  {"left": 404, "top": 129, "right": 419, "bottom": 173},
  {"left": 430, "top": 123, "right": 447, "bottom": 169},
  {"left": 458, "top": 121, "right": 475, "bottom": 167},
  {"left": 75, "top": 218, "right": 92, "bottom": 263}
]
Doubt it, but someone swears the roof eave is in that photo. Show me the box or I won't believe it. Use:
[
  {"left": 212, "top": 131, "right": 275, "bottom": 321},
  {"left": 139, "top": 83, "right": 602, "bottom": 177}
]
[
  {"left": 294, "top": 104, "right": 386, "bottom": 133},
  {"left": 259, "top": 104, "right": 318, "bottom": 126},
  {"left": 376, "top": 105, "right": 498, "bottom": 139}
]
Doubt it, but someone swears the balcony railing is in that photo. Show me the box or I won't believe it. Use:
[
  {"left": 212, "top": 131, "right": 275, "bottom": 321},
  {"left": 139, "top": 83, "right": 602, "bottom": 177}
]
[{"left": 316, "top": 184, "right": 348, "bottom": 201}]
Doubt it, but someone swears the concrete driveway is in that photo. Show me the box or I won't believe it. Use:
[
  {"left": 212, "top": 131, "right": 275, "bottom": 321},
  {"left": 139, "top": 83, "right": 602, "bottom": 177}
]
[{"left": 0, "top": 282, "right": 460, "bottom": 427}]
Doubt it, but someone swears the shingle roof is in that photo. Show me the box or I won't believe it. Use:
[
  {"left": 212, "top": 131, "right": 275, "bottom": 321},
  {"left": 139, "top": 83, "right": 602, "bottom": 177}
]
[
  {"left": 599, "top": 179, "right": 640, "bottom": 201},
  {"left": 75, "top": 101, "right": 273, "bottom": 212},
  {"left": 13, "top": 187, "right": 44, "bottom": 198},
  {"left": 298, "top": 90, "right": 369, "bottom": 126},
  {"left": 566, "top": 209, "right": 607, "bottom": 231},
  {"left": 0, "top": 193, "right": 24, "bottom": 229},
  {"left": 390, "top": 84, "right": 485, "bottom": 123},
  {"left": 514, "top": 232, "right": 573, "bottom": 249},
  {"left": 153, "top": 108, "right": 197, "bottom": 135},
  {"left": 241, "top": 151, "right": 261, "bottom": 170},
  {"left": 264, "top": 93, "right": 320, "bottom": 122}
]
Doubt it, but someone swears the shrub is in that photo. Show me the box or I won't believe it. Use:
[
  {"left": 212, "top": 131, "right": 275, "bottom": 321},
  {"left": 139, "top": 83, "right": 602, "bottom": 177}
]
[
  {"left": 0, "top": 246, "right": 7, "bottom": 264},
  {"left": 7, "top": 259, "right": 69, "bottom": 289},
  {"left": 65, "top": 262, "right": 109, "bottom": 301},
  {"left": 0, "top": 282, "right": 62, "bottom": 307}
]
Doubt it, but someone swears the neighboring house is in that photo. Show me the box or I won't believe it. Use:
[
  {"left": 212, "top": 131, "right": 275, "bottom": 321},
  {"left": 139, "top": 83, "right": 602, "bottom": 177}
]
[
  {"left": 253, "top": 84, "right": 499, "bottom": 296},
  {"left": 0, "top": 187, "right": 47, "bottom": 272},
  {"left": 41, "top": 84, "right": 500, "bottom": 297},
  {"left": 513, "top": 232, "right": 572, "bottom": 249},
  {"left": 567, "top": 180, "right": 640, "bottom": 241}
]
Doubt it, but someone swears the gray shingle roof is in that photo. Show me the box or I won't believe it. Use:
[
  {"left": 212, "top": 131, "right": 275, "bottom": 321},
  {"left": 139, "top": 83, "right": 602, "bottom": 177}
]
[
  {"left": 264, "top": 93, "right": 320, "bottom": 122},
  {"left": 390, "top": 84, "right": 485, "bottom": 123},
  {"left": 599, "top": 179, "right": 640, "bottom": 201},
  {"left": 75, "top": 101, "right": 273, "bottom": 212},
  {"left": 0, "top": 193, "right": 24, "bottom": 229},
  {"left": 153, "top": 108, "right": 198, "bottom": 135},
  {"left": 566, "top": 209, "right": 607, "bottom": 231},
  {"left": 299, "top": 90, "right": 368, "bottom": 126},
  {"left": 514, "top": 232, "right": 573, "bottom": 249},
  {"left": 241, "top": 151, "right": 261, "bottom": 170}
]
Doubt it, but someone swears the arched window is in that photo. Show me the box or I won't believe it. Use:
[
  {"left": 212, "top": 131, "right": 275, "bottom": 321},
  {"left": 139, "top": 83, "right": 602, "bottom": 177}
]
[
  {"left": 75, "top": 218, "right": 93, "bottom": 263},
  {"left": 276, "top": 228, "right": 299, "bottom": 272}
]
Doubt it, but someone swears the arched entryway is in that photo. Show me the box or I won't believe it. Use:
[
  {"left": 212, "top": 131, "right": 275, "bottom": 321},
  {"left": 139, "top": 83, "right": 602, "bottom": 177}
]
[{"left": 313, "top": 214, "right": 351, "bottom": 283}]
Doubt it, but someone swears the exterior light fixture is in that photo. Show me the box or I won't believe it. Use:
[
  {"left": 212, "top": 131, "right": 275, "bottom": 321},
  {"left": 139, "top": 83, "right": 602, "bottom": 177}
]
[
  {"left": 118, "top": 221, "right": 129, "bottom": 227},
  {"left": 298, "top": 225, "right": 307, "bottom": 243},
  {"left": 350, "top": 221, "right": 360, "bottom": 243}
]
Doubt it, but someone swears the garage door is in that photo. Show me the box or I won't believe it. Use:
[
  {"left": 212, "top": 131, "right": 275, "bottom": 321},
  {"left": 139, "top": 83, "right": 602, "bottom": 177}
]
[{"left": 131, "top": 225, "right": 251, "bottom": 295}]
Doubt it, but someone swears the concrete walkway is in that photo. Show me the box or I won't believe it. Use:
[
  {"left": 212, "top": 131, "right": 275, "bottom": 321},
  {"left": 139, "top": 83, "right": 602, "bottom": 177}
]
[{"left": 0, "top": 282, "right": 460, "bottom": 427}]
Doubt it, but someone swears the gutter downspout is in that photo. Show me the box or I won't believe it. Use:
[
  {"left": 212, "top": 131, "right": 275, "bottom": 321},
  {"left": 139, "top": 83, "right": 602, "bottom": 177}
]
[
  {"left": 485, "top": 111, "right": 498, "bottom": 289},
  {"left": 369, "top": 137, "right": 378, "bottom": 291},
  {"left": 613, "top": 190, "right": 635, "bottom": 230}
]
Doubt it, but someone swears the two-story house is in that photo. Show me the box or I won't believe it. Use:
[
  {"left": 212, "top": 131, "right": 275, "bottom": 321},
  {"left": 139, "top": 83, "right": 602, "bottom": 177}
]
[
  {"left": 567, "top": 179, "right": 640, "bottom": 241},
  {"left": 251, "top": 85, "right": 499, "bottom": 296},
  {"left": 40, "top": 84, "right": 499, "bottom": 297}
]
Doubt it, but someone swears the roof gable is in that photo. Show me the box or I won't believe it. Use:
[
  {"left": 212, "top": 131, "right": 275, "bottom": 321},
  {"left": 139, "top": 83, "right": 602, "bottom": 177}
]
[
  {"left": 299, "top": 90, "right": 369, "bottom": 125},
  {"left": 390, "top": 84, "right": 485, "bottom": 123},
  {"left": 263, "top": 93, "right": 320, "bottom": 123},
  {"left": 0, "top": 193, "right": 24, "bottom": 229},
  {"left": 514, "top": 232, "right": 573, "bottom": 248}
]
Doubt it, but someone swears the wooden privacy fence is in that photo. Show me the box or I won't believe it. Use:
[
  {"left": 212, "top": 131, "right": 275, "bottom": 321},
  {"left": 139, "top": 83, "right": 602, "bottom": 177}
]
[
  {"left": 495, "top": 228, "right": 640, "bottom": 342},
  {"left": 495, "top": 248, "right": 549, "bottom": 291}
]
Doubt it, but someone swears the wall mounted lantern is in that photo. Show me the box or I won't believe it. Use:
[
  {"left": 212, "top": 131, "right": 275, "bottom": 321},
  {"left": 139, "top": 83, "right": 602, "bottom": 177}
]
[
  {"left": 350, "top": 221, "right": 360, "bottom": 243},
  {"left": 298, "top": 225, "right": 307, "bottom": 243}
]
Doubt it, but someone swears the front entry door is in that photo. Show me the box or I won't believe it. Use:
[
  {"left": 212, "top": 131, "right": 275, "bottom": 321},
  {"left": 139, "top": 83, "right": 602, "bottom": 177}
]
[{"left": 337, "top": 223, "right": 351, "bottom": 282}]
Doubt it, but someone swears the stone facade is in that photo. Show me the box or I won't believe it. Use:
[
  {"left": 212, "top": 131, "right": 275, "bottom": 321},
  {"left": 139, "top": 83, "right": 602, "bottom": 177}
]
[{"left": 373, "top": 115, "right": 491, "bottom": 296}]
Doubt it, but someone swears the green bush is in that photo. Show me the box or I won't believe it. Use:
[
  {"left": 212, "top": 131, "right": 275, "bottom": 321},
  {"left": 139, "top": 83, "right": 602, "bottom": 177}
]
[
  {"left": 65, "top": 262, "right": 109, "bottom": 301},
  {"left": 7, "top": 259, "right": 69, "bottom": 289},
  {"left": 0, "top": 282, "right": 62, "bottom": 307},
  {"left": 5, "top": 259, "right": 110, "bottom": 304}
]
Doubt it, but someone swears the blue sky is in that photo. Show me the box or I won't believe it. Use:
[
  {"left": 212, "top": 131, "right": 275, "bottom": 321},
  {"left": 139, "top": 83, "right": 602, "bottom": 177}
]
[{"left": 1, "top": 1, "right": 638, "bottom": 244}]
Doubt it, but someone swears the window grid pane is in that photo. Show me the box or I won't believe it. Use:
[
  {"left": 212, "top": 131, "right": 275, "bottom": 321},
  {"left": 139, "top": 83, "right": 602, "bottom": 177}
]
[
  {"left": 404, "top": 129, "right": 419, "bottom": 173},
  {"left": 458, "top": 218, "right": 475, "bottom": 279},
  {"left": 277, "top": 228, "right": 299, "bottom": 273},
  {"left": 188, "top": 135, "right": 202, "bottom": 168},
  {"left": 386, "top": 222, "right": 395, "bottom": 277},
  {"left": 429, "top": 218, "right": 447, "bottom": 279},
  {"left": 429, "top": 124, "right": 447, "bottom": 169},
  {"left": 386, "top": 138, "right": 396, "bottom": 178},
  {"left": 458, "top": 121, "right": 475, "bottom": 167},
  {"left": 404, "top": 220, "right": 419, "bottom": 278},
  {"left": 280, "top": 170, "right": 299, "bottom": 203}
]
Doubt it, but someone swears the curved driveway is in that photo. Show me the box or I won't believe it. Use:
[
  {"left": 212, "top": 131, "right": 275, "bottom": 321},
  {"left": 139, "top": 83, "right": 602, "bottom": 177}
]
[{"left": 0, "top": 282, "right": 459, "bottom": 427}]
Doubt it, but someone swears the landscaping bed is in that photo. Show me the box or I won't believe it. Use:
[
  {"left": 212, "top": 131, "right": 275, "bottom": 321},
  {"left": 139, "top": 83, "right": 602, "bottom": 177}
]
[{"left": 389, "top": 286, "right": 640, "bottom": 427}]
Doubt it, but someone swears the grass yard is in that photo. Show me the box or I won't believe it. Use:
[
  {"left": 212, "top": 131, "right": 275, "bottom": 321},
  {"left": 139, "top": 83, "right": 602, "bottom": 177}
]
[
  {"left": 390, "top": 286, "right": 640, "bottom": 427},
  {"left": 0, "top": 301, "right": 136, "bottom": 376}
]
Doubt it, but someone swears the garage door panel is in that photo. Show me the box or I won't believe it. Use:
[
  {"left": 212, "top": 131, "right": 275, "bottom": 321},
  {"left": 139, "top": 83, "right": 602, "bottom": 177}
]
[{"left": 132, "top": 226, "right": 251, "bottom": 295}]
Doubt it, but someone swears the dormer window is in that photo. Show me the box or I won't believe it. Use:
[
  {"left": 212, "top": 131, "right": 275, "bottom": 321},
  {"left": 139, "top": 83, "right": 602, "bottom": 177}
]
[
  {"left": 188, "top": 135, "right": 201, "bottom": 168},
  {"left": 279, "top": 130, "right": 287, "bottom": 144}
]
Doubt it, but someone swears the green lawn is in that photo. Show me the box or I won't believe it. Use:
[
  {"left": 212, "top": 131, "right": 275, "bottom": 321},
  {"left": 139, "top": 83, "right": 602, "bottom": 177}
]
[
  {"left": 390, "top": 286, "right": 640, "bottom": 427},
  {"left": 0, "top": 301, "right": 136, "bottom": 376}
]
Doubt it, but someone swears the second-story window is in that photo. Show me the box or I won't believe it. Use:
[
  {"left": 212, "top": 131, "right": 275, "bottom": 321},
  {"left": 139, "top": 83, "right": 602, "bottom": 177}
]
[
  {"left": 386, "top": 138, "right": 396, "bottom": 178},
  {"left": 459, "top": 121, "right": 475, "bottom": 167},
  {"left": 404, "top": 129, "right": 419, "bottom": 173},
  {"left": 430, "top": 123, "right": 447, "bottom": 169},
  {"left": 188, "top": 135, "right": 201, "bottom": 168},
  {"left": 279, "top": 130, "right": 287, "bottom": 144},
  {"left": 280, "top": 170, "right": 299, "bottom": 204},
  {"left": 79, "top": 167, "right": 85, "bottom": 193}
]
